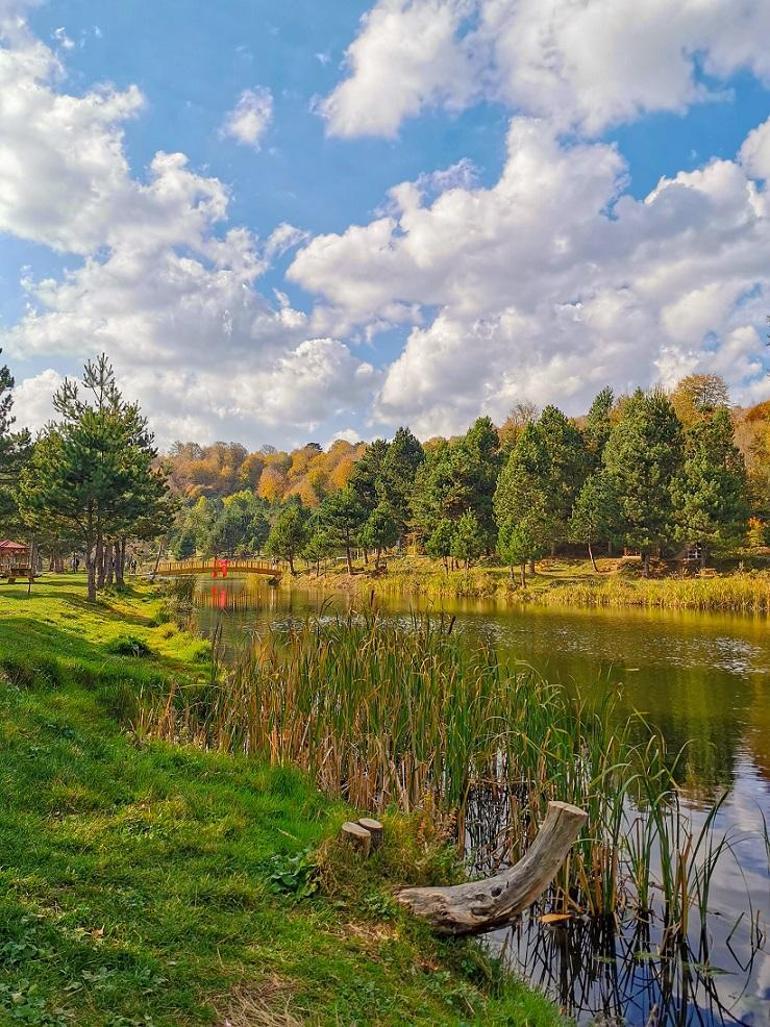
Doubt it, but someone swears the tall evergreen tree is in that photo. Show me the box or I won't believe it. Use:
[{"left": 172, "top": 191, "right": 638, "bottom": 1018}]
[
  {"left": 318, "top": 485, "right": 366, "bottom": 574},
  {"left": 413, "top": 418, "right": 499, "bottom": 550},
  {"left": 568, "top": 471, "right": 622, "bottom": 571},
  {"left": 537, "top": 405, "right": 589, "bottom": 547},
  {"left": 603, "top": 388, "right": 684, "bottom": 576},
  {"left": 265, "top": 500, "right": 309, "bottom": 575},
  {"left": 671, "top": 407, "right": 749, "bottom": 567},
  {"left": 425, "top": 518, "right": 455, "bottom": 572},
  {"left": 0, "top": 349, "right": 31, "bottom": 534},
  {"left": 450, "top": 509, "right": 485, "bottom": 568},
  {"left": 358, "top": 499, "right": 400, "bottom": 568},
  {"left": 493, "top": 423, "right": 558, "bottom": 572},
  {"left": 18, "top": 356, "right": 170, "bottom": 600},
  {"left": 381, "top": 426, "right": 424, "bottom": 539},
  {"left": 348, "top": 438, "right": 390, "bottom": 515},
  {"left": 583, "top": 386, "right": 614, "bottom": 469}
]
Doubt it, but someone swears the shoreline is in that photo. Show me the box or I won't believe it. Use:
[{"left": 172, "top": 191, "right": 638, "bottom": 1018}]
[
  {"left": 283, "top": 555, "right": 770, "bottom": 614},
  {"left": 0, "top": 575, "right": 561, "bottom": 1027}
]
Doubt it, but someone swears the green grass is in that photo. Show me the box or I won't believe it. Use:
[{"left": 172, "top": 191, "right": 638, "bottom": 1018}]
[{"left": 0, "top": 575, "right": 562, "bottom": 1026}]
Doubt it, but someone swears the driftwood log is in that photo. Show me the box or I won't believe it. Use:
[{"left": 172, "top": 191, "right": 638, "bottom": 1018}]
[{"left": 396, "top": 800, "right": 587, "bottom": 936}]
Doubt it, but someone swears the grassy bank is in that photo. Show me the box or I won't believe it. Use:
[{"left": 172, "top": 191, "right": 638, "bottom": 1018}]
[
  {"left": 296, "top": 555, "right": 770, "bottom": 612},
  {"left": 0, "top": 576, "right": 562, "bottom": 1026}
]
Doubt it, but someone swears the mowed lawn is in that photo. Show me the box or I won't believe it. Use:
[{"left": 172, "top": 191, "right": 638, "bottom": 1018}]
[{"left": 0, "top": 575, "right": 562, "bottom": 1026}]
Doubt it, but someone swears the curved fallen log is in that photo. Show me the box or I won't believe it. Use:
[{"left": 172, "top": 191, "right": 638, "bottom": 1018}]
[{"left": 396, "top": 800, "right": 587, "bottom": 936}]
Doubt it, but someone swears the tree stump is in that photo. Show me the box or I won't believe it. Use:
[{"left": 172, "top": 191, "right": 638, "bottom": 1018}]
[
  {"left": 357, "top": 818, "right": 383, "bottom": 851},
  {"left": 341, "top": 821, "right": 372, "bottom": 857},
  {"left": 396, "top": 800, "right": 587, "bottom": 935}
]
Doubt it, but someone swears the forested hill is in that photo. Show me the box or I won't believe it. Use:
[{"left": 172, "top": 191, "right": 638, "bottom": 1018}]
[
  {"left": 163, "top": 375, "right": 770, "bottom": 575},
  {"left": 163, "top": 388, "right": 770, "bottom": 510},
  {"left": 165, "top": 438, "right": 367, "bottom": 504}
]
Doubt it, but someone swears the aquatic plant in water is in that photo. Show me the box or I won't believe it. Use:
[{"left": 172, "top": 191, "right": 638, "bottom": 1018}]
[{"left": 139, "top": 608, "right": 759, "bottom": 947}]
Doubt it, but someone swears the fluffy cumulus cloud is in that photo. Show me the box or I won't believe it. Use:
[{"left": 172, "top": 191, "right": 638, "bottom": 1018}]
[
  {"left": 13, "top": 368, "right": 63, "bottom": 434},
  {"left": 291, "top": 116, "right": 770, "bottom": 435},
  {"left": 4, "top": 0, "right": 770, "bottom": 446},
  {"left": 321, "top": 0, "right": 770, "bottom": 137},
  {"left": 221, "top": 86, "right": 273, "bottom": 149},
  {"left": 0, "top": 12, "right": 375, "bottom": 446}
]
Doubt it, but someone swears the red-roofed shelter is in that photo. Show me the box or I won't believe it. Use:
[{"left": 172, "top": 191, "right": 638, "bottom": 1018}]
[{"left": 0, "top": 540, "right": 30, "bottom": 577}]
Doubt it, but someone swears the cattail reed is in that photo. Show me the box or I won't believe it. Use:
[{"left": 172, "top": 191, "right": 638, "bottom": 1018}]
[{"left": 141, "top": 608, "right": 743, "bottom": 932}]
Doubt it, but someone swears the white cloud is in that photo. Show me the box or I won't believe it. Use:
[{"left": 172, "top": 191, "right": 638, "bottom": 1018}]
[
  {"left": 0, "top": 32, "right": 144, "bottom": 253},
  {"left": 320, "top": 0, "right": 477, "bottom": 138},
  {"left": 0, "top": 18, "right": 376, "bottom": 446},
  {"left": 14, "top": 368, "right": 62, "bottom": 433},
  {"left": 321, "top": 0, "right": 770, "bottom": 138},
  {"left": 741, "top": 118, "right": 770, "bottom": 182},
  {"left": 291, "top": 117, "right": 770, "bottom": 435},
  {"left": 221, "top": 86, "right": 273, "bottom": 149}
]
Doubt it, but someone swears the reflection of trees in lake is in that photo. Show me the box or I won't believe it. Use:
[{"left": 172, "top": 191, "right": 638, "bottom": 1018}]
[{"left": 616, "top": 669, "right": 744, "bottom": 802}]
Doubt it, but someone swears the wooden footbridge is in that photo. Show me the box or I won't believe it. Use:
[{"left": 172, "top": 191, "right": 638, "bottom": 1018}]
[{"left": 155, "top": 557, "right": 282, "bottom": 582}]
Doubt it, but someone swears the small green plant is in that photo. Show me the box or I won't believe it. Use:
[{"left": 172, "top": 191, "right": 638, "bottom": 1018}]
[{"left": 264, "top": 847, "right": 319, "bottom": 900}]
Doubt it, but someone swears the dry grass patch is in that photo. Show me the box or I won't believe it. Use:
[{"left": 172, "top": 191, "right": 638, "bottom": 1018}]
[{"left": 214, "top": 977, "right": 303, "bottom": 1027}]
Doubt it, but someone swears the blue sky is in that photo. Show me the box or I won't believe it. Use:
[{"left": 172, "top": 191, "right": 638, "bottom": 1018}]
[{"left": 2, "top": 0, "right": 770, "bottom": 448}]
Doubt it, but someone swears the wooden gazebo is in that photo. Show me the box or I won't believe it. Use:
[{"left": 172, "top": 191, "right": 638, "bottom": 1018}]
[{"left": 0, "top": 540, "right": 30, "bottom": 579}]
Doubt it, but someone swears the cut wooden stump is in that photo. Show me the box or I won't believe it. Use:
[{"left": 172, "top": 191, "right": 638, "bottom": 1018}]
[
  {"left": 357, "top": 818, "right": 383, "bottom": 851},
  {"left": 396, "top": 800, "right": 587, "bottom": 936},
  {"left": 341, "top": 821, "right": 372, "bottom": 857}
]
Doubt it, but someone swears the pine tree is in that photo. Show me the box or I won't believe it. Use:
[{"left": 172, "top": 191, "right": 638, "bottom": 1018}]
[
  {"left": 450, "top": 510, "right": 484, "bottom": 568},
  {"left": 318, "top": 485, "right": 366, "bottom": 574},
  {"left": 583, "top": 386, "right": 614, "bottom": 469},
  {"left": 603, "top": 388, "right": 684, "bottom": 576},
  {"left": 672, "top": 407, "right": 749, "bottom": 566},
  {"left": 381, "top": 426, "right": 424, "bottom": 538},
  {"left": 265, "top": 500, "right": 309, "bottom": 574},
  {"left": 358, "top": 500, "right": 400, "bottom": 568},
  {"left": 18, "top": 356, "right": 170, "bottom": 600},
  {"left": 537, "top": 405, "right": 589, "bottom": 546},
  {"left": 425, "top": 518, "right": 455, "bottom": 572},
  {"left": 0, "top": 349, "right": 31, "bottom": 534},
  {"left": 498, "top": 517, "right": 539, "bottom": 586},
  {"left": 568, "top": 471, "right": 622, "bottom": 571},
  {"left": 493, "top": 423, "right": 558, "bottom": 572}
]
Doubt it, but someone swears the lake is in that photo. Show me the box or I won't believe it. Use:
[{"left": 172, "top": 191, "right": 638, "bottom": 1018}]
[{"left": 188, "top": 576, "right": 770, "bottom": 1026}]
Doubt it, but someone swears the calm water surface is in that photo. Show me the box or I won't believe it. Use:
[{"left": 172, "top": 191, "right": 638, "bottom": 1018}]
[{"left": 188, "top": 577, "right": 770, "bottom": 1026}]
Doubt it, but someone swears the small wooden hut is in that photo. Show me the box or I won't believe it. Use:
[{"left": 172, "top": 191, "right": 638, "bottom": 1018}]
[{"left": 0, "top": 540, "right": 30, "bottom": 578}]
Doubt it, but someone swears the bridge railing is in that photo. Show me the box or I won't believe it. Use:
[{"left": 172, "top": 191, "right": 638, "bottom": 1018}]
[{"left": 156, "top": 557, "right": 282, "bottom": 577}]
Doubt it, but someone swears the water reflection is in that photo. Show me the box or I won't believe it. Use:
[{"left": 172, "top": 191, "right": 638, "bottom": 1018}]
[{"left": 185, "top": 576, "right": 770, "bottom": 1025}]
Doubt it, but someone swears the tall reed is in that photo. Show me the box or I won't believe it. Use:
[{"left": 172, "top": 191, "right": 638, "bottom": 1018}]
[{"left": 141, "top": 608, "right": 738, "bottom": 930}]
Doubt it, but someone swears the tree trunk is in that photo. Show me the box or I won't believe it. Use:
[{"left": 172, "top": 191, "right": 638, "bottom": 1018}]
[
  {"left": 642, "top": 551, "right": 651, "bottom": 578},
  {"left": 345, "top": 544, "right": 353, "bottom": 575},
  {"left": 699, "top": 544, "right": 708, "bottom": 572},
  {"left": 86, "top": 556, "right": 97, "bottom": 602},
  {"left": 396, "top": 801, "right": 587, "bottom": 936},
  {"left": 115, "top": 538, "right": 126, "bottom": 587},
  {"left": 520, "top": 563, "right": 527, "bottom": 588},
  {"left": 588, "top": 541, "right": 599, "bottom": 574},
  {"left": 105, "top": 543, "right": 114, "bottom": 586},
  {"left": 288, "top": 554, "right": 296, "bottom": 575},
  {"left": 528, "top": 558, "right": 536, "bottom": 576},
  {"left": 96, "top": 533, "right": 105, "bottom": 589}
]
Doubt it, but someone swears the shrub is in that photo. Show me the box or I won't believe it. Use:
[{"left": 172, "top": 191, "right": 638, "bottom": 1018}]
[{"left": 106, "top": 635, "right": 154, "bottom": 658}]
